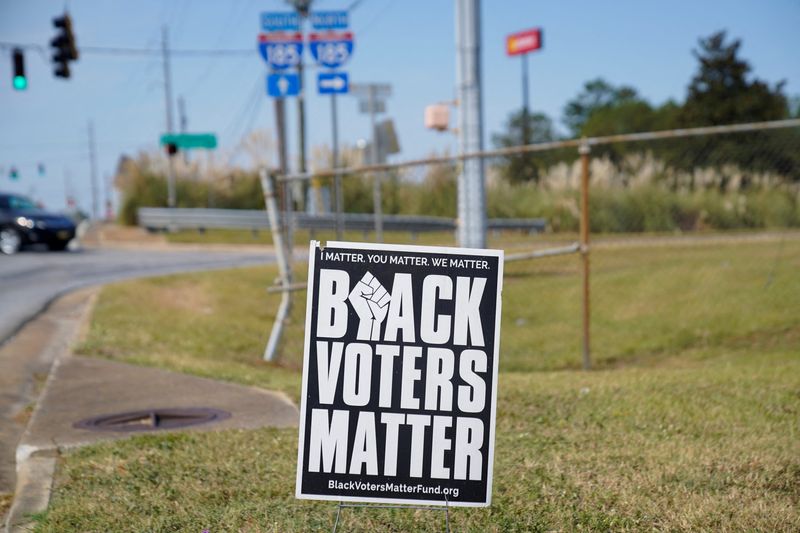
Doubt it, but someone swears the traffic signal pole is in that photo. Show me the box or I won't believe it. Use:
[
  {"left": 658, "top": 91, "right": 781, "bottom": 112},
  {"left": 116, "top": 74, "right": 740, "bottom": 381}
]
[
  {"left": 161, "top": 26, "right": 177, "bottom": 208},
  {"left": 12, "top": 48, "right": 27, "bottom": 90}
]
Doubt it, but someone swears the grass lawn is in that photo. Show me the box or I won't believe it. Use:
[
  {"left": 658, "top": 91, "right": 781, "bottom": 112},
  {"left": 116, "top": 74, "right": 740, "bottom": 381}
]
[
  {"left": 34, "top": 236, "right": 800, "bottom": 532},
  {"left": 162, "top": 227, "right": 581, "bottom": 251}
]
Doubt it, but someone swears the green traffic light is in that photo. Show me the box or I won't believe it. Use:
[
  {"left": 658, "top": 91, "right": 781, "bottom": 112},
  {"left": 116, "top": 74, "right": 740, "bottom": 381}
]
[{"left": 13, "top": 75, "right": 27, "bottom": 91}]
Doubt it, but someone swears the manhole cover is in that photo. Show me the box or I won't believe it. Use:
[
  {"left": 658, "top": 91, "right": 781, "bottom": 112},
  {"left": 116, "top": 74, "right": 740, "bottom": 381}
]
[{"left": 74, "top": 407, "right": 231, "bottom": 432}]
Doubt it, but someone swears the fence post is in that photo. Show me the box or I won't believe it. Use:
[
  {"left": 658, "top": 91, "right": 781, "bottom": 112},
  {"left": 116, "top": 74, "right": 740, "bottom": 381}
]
[
  {"left": 260, "top": 169, "right": 293, "bottom": 362},
  {"left": 579, "top": 141, "right": 592, "bottom": 370}
]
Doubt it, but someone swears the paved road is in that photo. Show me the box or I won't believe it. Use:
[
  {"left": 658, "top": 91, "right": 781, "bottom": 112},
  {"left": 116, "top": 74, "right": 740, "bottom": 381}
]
[{"left": 0, "top": 247, "right": 275, "bottom": 344}]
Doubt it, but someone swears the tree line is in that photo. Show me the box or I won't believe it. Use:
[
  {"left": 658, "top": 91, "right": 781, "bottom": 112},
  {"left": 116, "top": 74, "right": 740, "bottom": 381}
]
[{"left": 492, "top": 31, "right": 800, "bottom": 189}]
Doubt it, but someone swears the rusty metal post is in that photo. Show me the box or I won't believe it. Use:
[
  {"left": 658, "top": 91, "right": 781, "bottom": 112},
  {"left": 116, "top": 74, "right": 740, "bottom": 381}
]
[{"left": 579, "top": 142, "right": 591, "bottom": 370}]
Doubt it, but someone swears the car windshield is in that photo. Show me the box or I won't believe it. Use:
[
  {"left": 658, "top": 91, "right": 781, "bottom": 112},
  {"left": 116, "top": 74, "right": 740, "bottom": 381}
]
[{"left": 0, "top": 195, "right": 42, "bottom": 212}]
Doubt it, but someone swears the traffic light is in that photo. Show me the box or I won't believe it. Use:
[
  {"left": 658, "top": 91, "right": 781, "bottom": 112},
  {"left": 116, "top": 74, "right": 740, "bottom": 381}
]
[
  {"left": 9, "top": 166, "right": 19, "bottom": 180},
  {"left": 166, "top": 143, "right": 178, "bottom": 157},
  {"left": 51, "top": 13, "right": 78, "bottom": 79},
  {"left": 12, "top": 48, "right": 27, "bottom": 91}
]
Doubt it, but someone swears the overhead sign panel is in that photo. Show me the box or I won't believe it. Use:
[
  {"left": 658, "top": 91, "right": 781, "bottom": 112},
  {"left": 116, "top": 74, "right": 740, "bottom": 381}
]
[
  {"left": 311, "top": 10, "right": 349, "bottom": 30},
  {"left": 318, "top": 72, "right": 349, "bottom": 94},
  {"left": 258, "top": 32, "right": 303, "bottom": 70},
  {"left": 261, "top": 12, "right": 299, "bottom": 32},
  {"left": 267, "top": 72, "right": 300, "bottom": 98},
  {"left": 506, "top": 27, "right": 543, "bottom": 56},
  {"left": 295, "top": 241, "right": 505, "bottom": 507},
  {"left": 309, "top": 31, "right": 354, "bottom": 69}
]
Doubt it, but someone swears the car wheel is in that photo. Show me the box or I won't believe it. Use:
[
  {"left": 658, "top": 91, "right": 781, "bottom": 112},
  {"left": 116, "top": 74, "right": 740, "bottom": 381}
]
[{"left": 0, "top": 227, "right": 22, "bottom": 255}]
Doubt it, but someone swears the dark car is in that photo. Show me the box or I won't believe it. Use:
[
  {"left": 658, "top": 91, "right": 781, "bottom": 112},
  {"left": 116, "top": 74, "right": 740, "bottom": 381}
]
[{"left": 0, "top": 193, "right": 76, "bottom": 254}]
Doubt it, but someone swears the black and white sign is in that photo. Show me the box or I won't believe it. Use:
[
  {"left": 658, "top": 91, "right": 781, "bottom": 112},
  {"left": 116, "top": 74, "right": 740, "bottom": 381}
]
[{"left": 295, "top": 241, "right": 504, "bottom": 507}]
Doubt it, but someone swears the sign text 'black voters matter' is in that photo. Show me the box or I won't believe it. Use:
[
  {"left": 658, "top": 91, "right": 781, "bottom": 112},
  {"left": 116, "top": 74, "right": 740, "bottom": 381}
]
[{"left": 295, "top": 241, "right": 504, "bottom": 507}]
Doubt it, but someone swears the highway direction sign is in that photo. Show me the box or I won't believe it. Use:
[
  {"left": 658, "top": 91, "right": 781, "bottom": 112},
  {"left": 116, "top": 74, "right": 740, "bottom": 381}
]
[
  {"left": 267, "top": 72, "right": 300, "bottom": 98},
  {"left": 506, "top": 28, "right": 543, "bottom": 56},
  {"left": 309, "top": 31, "right": 354, "bottom": 69},
  {"left": 310, "top": 10, "right": 348, "bottom": 30},
  {"left": 261, "top": 12, "right": 299, "bottom": 32},
  {"left": 159, "top": 133, "right": 217, "bottom": 149},
  {"left": 258, "top": 32, "right": 303, "bottom": 70},
  {"left": 318, "top": 72, "right": 349, "bottom": 94}
]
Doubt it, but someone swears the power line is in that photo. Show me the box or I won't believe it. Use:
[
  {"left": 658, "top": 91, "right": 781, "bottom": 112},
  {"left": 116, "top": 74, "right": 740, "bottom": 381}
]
[
  {"left": 0, "top": 42, "right": 253, "bottom": 57},
  {"left": 82, "top": 46, "right": 254, "bottom": 56},
  {"left": 347, "top": 0, "right": 367, "bottom": 11}
]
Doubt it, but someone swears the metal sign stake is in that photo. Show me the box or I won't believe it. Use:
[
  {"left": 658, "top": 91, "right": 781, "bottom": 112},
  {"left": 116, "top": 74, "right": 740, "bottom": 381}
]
[{"left": 331, "top": 495, "right": 452, "bottom": 533}]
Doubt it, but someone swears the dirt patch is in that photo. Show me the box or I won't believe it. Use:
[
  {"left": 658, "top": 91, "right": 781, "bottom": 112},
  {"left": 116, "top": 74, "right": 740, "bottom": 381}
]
[
  {"left": 0, "top": 491, "right": 13, "bottom": 524},
  {"left": 155, "top": 282, "right": 214, "bottom": 315}
]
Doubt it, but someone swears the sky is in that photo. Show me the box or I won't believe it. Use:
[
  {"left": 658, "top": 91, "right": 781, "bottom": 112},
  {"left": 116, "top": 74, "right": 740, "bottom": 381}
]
[{"left": 1, "top": 0, "right": 798, "bottom": 214}]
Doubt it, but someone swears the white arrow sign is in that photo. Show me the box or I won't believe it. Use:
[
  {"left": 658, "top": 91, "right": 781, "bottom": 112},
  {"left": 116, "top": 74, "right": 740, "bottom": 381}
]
[
  {"left": 320, "top": 76, "right": 346, "bottom": 90},
  {"left": 318, "top": 72, "right": 349, "bottom": 94},
  {"left": 277, "top": 76, "right": 290, "bottom": 95}
]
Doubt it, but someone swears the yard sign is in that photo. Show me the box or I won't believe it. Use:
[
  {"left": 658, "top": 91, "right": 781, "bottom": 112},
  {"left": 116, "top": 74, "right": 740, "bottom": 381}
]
[{"left": 295, "top": 241, "right": 504, "bottom": 507}]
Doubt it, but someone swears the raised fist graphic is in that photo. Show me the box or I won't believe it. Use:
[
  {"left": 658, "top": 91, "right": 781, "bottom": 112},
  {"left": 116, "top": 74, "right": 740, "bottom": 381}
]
[{"left": 347, "top": 271, "right": 391, "bottom": 341}]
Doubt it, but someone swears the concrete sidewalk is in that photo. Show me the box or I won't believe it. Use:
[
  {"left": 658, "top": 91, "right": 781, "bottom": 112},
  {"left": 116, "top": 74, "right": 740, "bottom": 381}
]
[{"left": 3, "top": 288, "right": 299, "bottom": 532}]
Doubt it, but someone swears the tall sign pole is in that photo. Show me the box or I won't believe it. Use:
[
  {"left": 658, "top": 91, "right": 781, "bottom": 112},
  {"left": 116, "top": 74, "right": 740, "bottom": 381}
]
[
  {"left": 506, "top": 28, "right": 543, "bottom": 147},
  {"left": 259, "top": 11, "right": 304, "bottom": 251},
  {"left": 455, "top": 0, "right": 486, "bottom": 249},
  {"left": 297, "top": 45, "right": 308, "bottom": 202},
  {"left": 521, "top": 54, "right": 529, "bottom": 145},
  {"left": 331, "top": 92, "right": 342, "bottom": 238},
  {"left": 274, "top": 97, "right": 293, "bottom": 254},
  {"left": 350, "top": 82, "right": 391, "bottom": 242},
  {"left": 310, "top": 10, "right": 354, "bottom": 239},
  {"left": 290, "top": 1, "right": 312, "bottom": 210}
]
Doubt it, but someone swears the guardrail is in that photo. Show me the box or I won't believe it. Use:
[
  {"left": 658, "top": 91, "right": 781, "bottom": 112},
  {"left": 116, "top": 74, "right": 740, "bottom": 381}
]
[{"left": 137, "top": 208, "right": 547, "bottom": 235}]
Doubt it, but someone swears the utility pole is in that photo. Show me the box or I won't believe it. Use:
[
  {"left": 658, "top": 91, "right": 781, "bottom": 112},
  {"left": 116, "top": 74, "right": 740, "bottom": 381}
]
[
  {"left": 162, "top": 25, "right": 176, "bottom": 208},
  {"left": 87, "top": 120, "right": 99, "bottom": 220},
  {"left": 455, "top": 0, "right": 486, "bottom": 248},
  {"left": 287, "top": 0, "right": 313, "bottom": 209}
]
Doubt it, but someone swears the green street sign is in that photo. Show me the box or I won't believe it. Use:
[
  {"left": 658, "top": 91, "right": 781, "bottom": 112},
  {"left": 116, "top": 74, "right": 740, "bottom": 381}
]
[{"left": 160, "top": 133, "right": 217, "bottom": 150}]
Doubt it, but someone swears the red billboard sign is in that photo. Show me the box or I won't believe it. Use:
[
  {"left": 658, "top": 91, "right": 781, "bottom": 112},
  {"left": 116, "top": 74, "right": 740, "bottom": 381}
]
[{"left": 506, "top": 28, "right": 542, "bottom": 56}]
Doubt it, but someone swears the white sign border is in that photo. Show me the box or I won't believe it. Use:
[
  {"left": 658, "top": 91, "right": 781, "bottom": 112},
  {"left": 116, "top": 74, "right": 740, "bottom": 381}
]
[{"left": 295, "top": 240, "right": 504, "bottom": 508}]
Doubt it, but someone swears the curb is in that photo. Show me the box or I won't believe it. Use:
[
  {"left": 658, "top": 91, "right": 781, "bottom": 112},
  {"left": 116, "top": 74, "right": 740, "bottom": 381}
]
[{"left": 4, "top": 289, "right": 97, "bottom": 533}]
